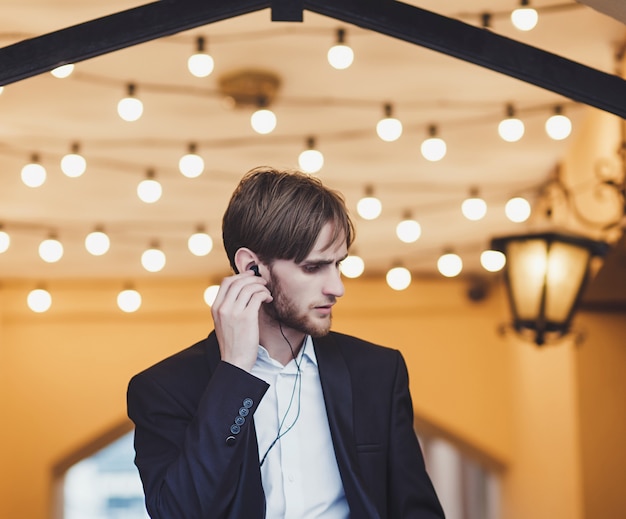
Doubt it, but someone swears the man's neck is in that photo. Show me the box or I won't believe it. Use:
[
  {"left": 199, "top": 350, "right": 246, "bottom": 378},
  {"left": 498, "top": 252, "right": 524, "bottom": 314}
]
[{"left": 258, "top": 320, "right": 306, "bottom": 367}]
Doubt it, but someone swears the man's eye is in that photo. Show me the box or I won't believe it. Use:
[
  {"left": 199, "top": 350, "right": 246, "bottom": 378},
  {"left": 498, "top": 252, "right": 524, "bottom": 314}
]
[{"left": 304, "top": 265, "right": 321, "bottom": 273}]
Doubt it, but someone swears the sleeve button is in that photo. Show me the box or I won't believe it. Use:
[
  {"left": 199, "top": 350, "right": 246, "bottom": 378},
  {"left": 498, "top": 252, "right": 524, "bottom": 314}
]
[
  {"left": 226, "top": 435, "right": 236, "bottom": 446},
  {"left": 243, "top": 398, "right": 253, "bottom": 409},
  {"left": 230, "top": 424, "right": 241, "bottom": 435}
]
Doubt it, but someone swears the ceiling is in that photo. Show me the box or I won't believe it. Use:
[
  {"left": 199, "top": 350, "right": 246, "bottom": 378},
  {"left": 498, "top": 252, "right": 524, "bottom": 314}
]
[{"left": 0, "top": 0, "right": 624, "bottom": 283}]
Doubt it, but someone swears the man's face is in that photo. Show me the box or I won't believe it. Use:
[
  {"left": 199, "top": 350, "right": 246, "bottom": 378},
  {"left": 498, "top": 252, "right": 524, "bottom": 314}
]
[{"left": 263, "top": 222, "right": 347, "bottom": 337}]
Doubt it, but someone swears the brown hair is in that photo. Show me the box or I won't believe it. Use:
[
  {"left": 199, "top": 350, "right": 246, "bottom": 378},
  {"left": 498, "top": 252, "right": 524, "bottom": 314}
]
[{"left": 222, "top": 166, "right": 355, "bottom": 272}]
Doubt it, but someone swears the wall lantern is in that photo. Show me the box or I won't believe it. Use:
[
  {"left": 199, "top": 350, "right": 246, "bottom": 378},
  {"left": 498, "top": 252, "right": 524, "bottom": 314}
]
[{"left": 490, "top": 232, "right": 609, "bottom": 346}]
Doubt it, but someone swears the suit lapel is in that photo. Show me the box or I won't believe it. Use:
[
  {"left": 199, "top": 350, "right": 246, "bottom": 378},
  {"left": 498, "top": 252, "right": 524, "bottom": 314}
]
[{"left": 314, "top": 334, "right": 381, "bottom": 519}]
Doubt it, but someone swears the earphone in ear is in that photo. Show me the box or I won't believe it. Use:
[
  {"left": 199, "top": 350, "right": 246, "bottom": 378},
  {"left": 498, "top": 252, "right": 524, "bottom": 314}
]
[{"left": 249, "top": 264, "right": 261, "bottom": 277}]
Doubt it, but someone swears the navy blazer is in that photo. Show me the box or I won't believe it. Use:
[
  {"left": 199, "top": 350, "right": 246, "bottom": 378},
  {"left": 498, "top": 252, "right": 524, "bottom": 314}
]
[{"left": 127, "top": 331, "right": 445, "bottom": 518}]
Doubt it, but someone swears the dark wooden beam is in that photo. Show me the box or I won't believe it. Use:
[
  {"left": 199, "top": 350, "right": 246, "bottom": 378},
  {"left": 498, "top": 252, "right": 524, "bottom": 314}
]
[
  {"left": 305, "top": 0, "right": 626, "bottom": 119},
  {"left": 271, "top": 0, "right": 304, "bottom": 21},
  {"left": 0, "top": 0, "right": 270, "bottom": 86}
]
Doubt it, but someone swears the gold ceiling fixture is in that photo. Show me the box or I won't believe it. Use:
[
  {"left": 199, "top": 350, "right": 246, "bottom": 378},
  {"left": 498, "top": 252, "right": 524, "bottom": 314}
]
[{"left": 218, "top": 69, "right": 282, "bottom": 109}]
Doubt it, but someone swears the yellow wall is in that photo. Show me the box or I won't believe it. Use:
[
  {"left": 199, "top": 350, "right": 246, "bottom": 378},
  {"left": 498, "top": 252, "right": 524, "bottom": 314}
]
[{"left": 1, "top": 275, "right": 624, "bottom": 518}]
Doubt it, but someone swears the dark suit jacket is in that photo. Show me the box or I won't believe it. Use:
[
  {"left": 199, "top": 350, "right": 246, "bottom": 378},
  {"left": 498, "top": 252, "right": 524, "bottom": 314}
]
[{"left": 127, "top": 331, "right": 444, "bottom": 519}]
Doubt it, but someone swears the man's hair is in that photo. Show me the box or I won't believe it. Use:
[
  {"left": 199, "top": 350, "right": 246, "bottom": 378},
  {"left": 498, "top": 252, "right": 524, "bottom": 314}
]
[{"left": 222, "top": 166, "right": 355, "bottom": 272}]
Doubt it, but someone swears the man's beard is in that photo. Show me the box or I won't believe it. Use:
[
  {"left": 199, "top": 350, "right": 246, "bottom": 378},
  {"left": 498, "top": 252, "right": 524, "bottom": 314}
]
[{"left": 263, "top": 269, "right": 332, "bottom": 338}]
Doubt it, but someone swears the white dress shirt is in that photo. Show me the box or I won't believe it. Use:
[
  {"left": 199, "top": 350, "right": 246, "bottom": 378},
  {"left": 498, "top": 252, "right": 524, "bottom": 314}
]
[{"left": 251, "top": 336, "right": 349, "bottom": 518}]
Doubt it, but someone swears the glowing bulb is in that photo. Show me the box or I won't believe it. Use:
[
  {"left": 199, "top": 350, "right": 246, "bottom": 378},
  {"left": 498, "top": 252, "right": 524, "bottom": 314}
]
[
  {"left": 179, "top": 145, "right": 204, "bottom": 178},
  {"left": 142, "top": 246, "right": 166, "bottom": 272},
  {"left": 51, "top": 64, "right": 74, "bottom": 78},
  {"left": 461, "top": 192, "right": 487, "bottom": 221},
  {"left": 298, "top": 138, "right": 324, "bottom": 173},
  {"left": 28, "top": 288, "right": 52, "bottom": 313},
  {"left": 386, "top": 266, "right": 411, "bottom": 291},
  {"left": 396, "top": 218, "right": 421, "bottom": 243},
  {"left": 0, "top": 229, "right": 10, "bottom": 253},
  {"left": 250, "top": 108, "right": 277, "bottom": 134},
  {"left": 204, "top": 285, "right": 220, "bottom": 306},
  {"left": 357, "top": 192, "right": 382, "bottom": 220},
  {"left": 61, "top": 144, "right": 86, "bottom": 178},
  {"left": 21, "top": 156, "right": 47, "bottom": 188},
  {"left": 505, "top": 196, "right": 531, "bottom": 223},
  {"left": 499, "top": 105, "right": 524, "bottom": 142},
  {"left": 327, "top": 29, "right": 354, "bottom": 69},
  {"left": 118, "top": 289, "right": 142, "bottom": 312},
  {"left": 511, "top": 2, "right": 538, "bottom": 31},
  {"left": 117, "top": 84, "right": 143, "bottom": 122},
  {"left": 188, "top": 37, "right": 214, "bottom": 77},
  {"left": 376, "top": 104, "right": 402, "bottom": 142},
  {"left": 420, "top": 126, "right": 447, "bottom": 161},
  {"left": 137, "top": 172, "right": 162, "bottom": 203},
  {"left": 340, "top": 254, "right": 365, "bottom": 278},
  {"left": 85, "top": 230, "right": 110, "bottom": 256},
  {"left": 545, "top": 108, "right": 572, "bottom": 140},
  {"left": 437, "top": 252, "right": 463, "bottom": 277},
  {"left": 480, "top": 250, "right": 506, "bottom": 272},
  {"left": 188, "top": 230, "right": 213, "bottom": 256},
  {"left": 39, "top": 237, "right": 64, "bottom": 263},
  {"left": 0, "top": 86, "right": 4, "bottom": 95}
]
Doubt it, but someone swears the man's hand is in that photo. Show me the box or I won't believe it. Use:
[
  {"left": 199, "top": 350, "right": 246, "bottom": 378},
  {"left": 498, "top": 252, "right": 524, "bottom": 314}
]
[{"left": 211, "top": 270, "right": 273, "bottom": 371}]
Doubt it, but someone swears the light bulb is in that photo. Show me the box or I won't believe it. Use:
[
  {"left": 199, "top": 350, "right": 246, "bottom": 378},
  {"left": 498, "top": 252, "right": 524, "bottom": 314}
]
[
  {"left": 505, "top": 196, "right": 531, "bottom": 222},
  {"left": 21, "top": 155, "right": 46, "bottom": 188},
  {"left": 386, "top": 266, "right": 411, "bottom": 291},
  {"left": 420, "top": 125, "right": 447, "bottom": 161},
  {"left": 39, "top": 237, "right": 64, "bottom": 263},
  {"left": 137, "top": 171, "right": 162, "bottom": 203},
  {"left": 498, "top": 105, "right": 524, "bottom": 142},
  {"left": 118, "top": 288, "right": 142, "bottom": 312},
  {"left": 327, "top": 28, "right": 354, "bottom": 69},
  {"left": 117, "top": 84, "right": 143, "bottom": 122},
  {"left": 480, "top": 250, "right": 506, "bottom": 272},
  {"left": 357, "top": 189, "right": 382, "bottom": 220},
  {"left": 396, "top": 216, "right": 421, "bottom": 243},
  {"left": 340, "top": 254, "right": 365, "bottom": 278},
  {"left": 376, "top": 104, "right": 402, "bottom": 142},
  {"left": 188, "top": 229, "right": 213, "bottom": 256},
  {"left": 28, "top": 288, "right": 52, "bottom": 313},
  {"left": 437, "top": 252, "right": 463, "bottom": 277},
  {"left": 511, "top": 1, "right": 538, "bottom": 31},
  {"left": 0, "top": 86, "right": 4, "bottom": 95},
  {"left": 545, "top": 107, "right": 572, "bottom": 140},
  {"left": 179, "top": 144, "right": 204, "bottom": 178},
  {"left": 61, "top": 143, "right": 86, "bottom": 177},
  {"left": 85, "top": 229, "right": 110, "bottom": 256},
  {"left": 51, "top": 63, "right": 74, "bottom": 78},
  {"left": 461, "top": 191, "right": 487, "bottom": 221},
  {"left": 141, "top": 245, "right": 166, "bottom": 273},
  {"left": 250, "top": 108, "right": 277, "bottom": 134},
  {"left": 0, "top": 228, "right": 9, "bottom": 253},
  {"left": 204, "top": 285, "right": 220, "bottom": 306},
  {"left": 188, "top": 37, "right": 214, "bottom": 77},
  {"left": 298, "top": 137, "right": 324, "bottom": 173}
]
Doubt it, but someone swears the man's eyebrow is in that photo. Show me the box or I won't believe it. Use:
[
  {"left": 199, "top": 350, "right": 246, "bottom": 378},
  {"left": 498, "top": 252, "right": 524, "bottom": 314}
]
[{"left": 301, "top": 253, "right": 348, "bottom": 265}]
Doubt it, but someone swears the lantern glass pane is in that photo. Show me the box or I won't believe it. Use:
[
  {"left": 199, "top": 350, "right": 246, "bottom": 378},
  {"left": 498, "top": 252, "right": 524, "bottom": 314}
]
[
  {"left": 545, "top": 243, "right": 590, "bottom": 322},
  {"left": 507, "top": 240, "right": 547, "bottom": 321}
]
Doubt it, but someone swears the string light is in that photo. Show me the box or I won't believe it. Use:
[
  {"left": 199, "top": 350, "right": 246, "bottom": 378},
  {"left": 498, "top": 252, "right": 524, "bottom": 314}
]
[
  {"left": 511, "top": 0, "right": 538, "bottom": 31},
  {"left": 203, "top": 284, "right": 220, "bottom": 306},
  {"left": 376, "top": 103, "right": 403, "bottom": 142},
  {"left": 437, "top": 251, "right": 463, "bottom": 277},
  {"left": 461, "top": 188, "right": 487, "bottom": 221},
  {"left": 117, "top": 286, "right": 142, "bottom": 312},
  {"left": 187, "top": 225, "right": 213, "bottom": 256},
  {"left": 50, "top": 63, "right": 75, "bottom": 78},
  {"left": 505, "top": 196, "right": 531, "bottom": 222},
  {"left": 60, "top": 142, "right": 87, "bottom": 178},
  {"left": 327, "top": 28, "right": 354, "bottom": 70},
  {"left": 250, "top": 97, "right": 277, "bottom": 134},
  {"left": 386, "top": 265, "right": 411, "bottom": 291},
  {"left": 0, "top": 225, "right": 10, "bottom": 253},
  {"left": 141, "top": 241, "right": 166, "bottom": 272},
  {"left": 420, "top": 125, "right": 447, "bottom": 161},
  {"left": 187, "top": 36, "right": 214, "bottom": 78},
  {"left": 137, "top": 169, "right": 162, "bottom": 203},
  {"left": 298, "top": 137, "right": 324, "bottom": 173},
  {"left": 179, "top": 143, "right": 205, "bottom": 178},
  {"left": 27, "top": 287, "right": 52, "bottom": 313},
  {"left": 545, "top": 105, "right": 572, "bottom": 140},
  {"left": 340, "top": 254, "right": 365, "bottom": 278},
  {"left": 21, "top": 154, "right": 47, "bottom": 188},
  {"left": 480, "top": 249, "right": 506, "bottom": 272},
  {"left": 0, "top": 86, "right": 4, "bottom": 95},
  {"left": 117, "top": 83, "right": 143, "bottom": 122},
  {"left": 498, "top": 104, "right": 524, "bottom": 142},
  {"left": 39, "top": 234, "right": 64, "bottom": 263},
  {"left": 396, "top": 211, "right": 421, "bottom": 243},
  {"left": 357, "top": 186, "right": 382, "bottom": 220},
  {"left": 85, "top": 227, "right": 111, "bottom": 256}
]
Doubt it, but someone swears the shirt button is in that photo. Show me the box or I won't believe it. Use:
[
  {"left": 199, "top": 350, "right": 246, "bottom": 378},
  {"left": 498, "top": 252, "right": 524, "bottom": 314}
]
[{"left": 288, "top": 474, "right": 295, "bottom": 482}]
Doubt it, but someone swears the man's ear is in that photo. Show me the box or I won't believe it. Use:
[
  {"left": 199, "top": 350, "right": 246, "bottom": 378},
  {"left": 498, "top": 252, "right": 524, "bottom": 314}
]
[{"left": 234, "top": 247, "right": 259, "bottom": 274}]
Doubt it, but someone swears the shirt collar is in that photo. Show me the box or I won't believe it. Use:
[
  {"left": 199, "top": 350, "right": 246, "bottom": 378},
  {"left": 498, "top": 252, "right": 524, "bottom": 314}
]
[{"left": 257, "top": 334, "right": 317, "bottom": 368}]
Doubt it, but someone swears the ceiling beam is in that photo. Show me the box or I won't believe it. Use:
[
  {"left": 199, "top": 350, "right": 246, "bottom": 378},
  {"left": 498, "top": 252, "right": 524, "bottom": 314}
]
[{"left": 0, "top": 0, "right": 624, "bottom": 118}]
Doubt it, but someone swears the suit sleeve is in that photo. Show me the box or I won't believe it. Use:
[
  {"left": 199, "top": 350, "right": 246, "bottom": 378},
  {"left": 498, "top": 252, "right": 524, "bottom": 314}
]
[
  {"left": 127, "top": 360, "right": 269, "bottom": 519},
  {"left": 387, "top": 351, "right": 446, "bottom": 518}
]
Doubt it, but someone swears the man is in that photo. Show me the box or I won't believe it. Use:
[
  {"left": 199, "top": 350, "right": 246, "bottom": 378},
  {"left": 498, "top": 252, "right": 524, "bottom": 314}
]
[{"left": 127, "top": 167, "right": 445, "bottom": 518}]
